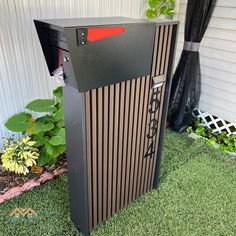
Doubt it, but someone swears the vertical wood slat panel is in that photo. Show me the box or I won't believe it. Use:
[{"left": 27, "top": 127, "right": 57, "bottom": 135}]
[
  {"left": 155, "top": 26, "right": 165, "bottom": 76},
  {"left": 120, "top": 80, "right": 131, "bottom": 208},
  {"left": 145, "top": 26, "right": 165, "bottom": 194},
  {"left": 139, "top": 75, "right": 152, "bottom": 196},
  {"left": 134, "top": 76, "right": 148, "bottom": 199},
  {"left": 138, "top": 76, "right": 151, "bottom": 197},
  {"left": 102, "top": 86, "right": 109, "bottom": 221},
  {"left": 142, "top": 78, "right": 153, "bottom": 194},
  {"left": 116, "top": 82, "right": 125, "bottom": 211},
  {"left": 160, "top": 26, "right": 169, "bottom": 75},
  {"left": 144, "top": 24, "right": 170, "bottom": 193},
  {"left": 139, "top": 26, "right": 165, "bottom": 196},
  {"left": 112, "top": 84, "right": 120, "bottom": 214},
  {"left": 107, "top": 85, "right": 114, "bottom": 218},
  {"left": 143, "top": 25, "right": 162, "bottom": 194},
  {"left": 146, "top": 25, "right": 170, "bottom": 192},
  {"left": 85, "top": 24, "right": 174, "bottom": 229},
  {"left": 124, "top": 79, "right": 136, "bottom": 207},
  {"left": 97, "top": 88, "right": 103, "bottom": 224},
  {"left": 91, "top": 89, "right": 98, "bottom": 227},
  {"left": 128, "top": 78, "right": 141, "bottom": 203},
  {"left": 149, "top": 25, "right": 173, "bottom": 189},
  {"left": 148, "top": 25, "right": 173, "bottom": 191},
  {"left": 131, "top": 77, "right": 145, "bottom": 201}
]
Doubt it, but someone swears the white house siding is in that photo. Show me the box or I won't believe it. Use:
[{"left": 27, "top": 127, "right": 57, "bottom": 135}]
[
  {"left": 0, "top": 0, "right": 147, "bottom": 147},
  {"left": 176, "top": 0, "right": 236, "bottom": 124}
]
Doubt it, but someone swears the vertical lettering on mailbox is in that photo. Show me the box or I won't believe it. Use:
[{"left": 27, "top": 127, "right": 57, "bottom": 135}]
[{"left": 144, "top": 86, "right": 160, "bottom": 159}]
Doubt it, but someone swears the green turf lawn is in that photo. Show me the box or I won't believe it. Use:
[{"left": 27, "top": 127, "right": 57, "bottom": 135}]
[{"left": 0, "top": 130, "right": 235, "bottom": 236}]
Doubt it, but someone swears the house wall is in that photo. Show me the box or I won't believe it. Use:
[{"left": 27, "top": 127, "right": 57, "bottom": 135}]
[
  {"left": 0, "top": 0, "right": 148, "bottom": 147},
  {"left": 176, "top": 0, "right": 236, "bottom": 123}
]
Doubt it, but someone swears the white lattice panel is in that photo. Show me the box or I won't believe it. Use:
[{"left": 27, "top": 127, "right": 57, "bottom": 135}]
[{"left": 193, "top": 109, "right": 236, "bottom": 135}]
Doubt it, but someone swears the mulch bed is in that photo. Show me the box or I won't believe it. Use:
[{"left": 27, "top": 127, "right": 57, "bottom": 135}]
[{"left": 0, "top": 155, "right": 67, "bottom": 204}]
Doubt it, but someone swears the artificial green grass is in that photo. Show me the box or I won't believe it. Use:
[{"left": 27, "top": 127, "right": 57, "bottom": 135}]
[{"left": 0, "top": 130, "right": 235, "bottom": 236}]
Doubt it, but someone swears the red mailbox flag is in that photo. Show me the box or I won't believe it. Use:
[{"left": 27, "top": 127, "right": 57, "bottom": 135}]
[{"left": 87, "top": 27, "right": 126, "bottom": 42}]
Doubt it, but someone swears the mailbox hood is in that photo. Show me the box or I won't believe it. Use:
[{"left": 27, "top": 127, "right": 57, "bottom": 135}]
[{"left": 34, "top": 17, "right": 178, "bottom": 92}]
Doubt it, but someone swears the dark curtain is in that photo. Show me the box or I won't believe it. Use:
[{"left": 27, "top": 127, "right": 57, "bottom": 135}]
[{"left": 168, "top": 0, "right": 217, "bottom": 132}]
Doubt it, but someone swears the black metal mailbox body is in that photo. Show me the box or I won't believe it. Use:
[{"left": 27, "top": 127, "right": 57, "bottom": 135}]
[
  {"left": 35, "top": 17, "right": 157, "bottom": 91},
  {"left": 34, "top": 17, "right": 178, "bottom": 235}
]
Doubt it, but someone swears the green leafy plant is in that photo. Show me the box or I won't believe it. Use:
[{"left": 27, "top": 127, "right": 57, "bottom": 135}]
[
  {"left": 187, "top": 118, "right": 236, "bottom": 153},
  {"left": 1, "top": 137, "right": 39, "bottom": 175},
  {"left": 146, "top": 0, "right": 175, "bottom": 19},
  {"left": 5, "top": 87, "right": 65, "bottom": 166}
]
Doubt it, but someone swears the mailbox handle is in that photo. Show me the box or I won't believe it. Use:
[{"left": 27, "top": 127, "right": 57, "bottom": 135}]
[{"left": 52, "top": 66, "right": 65, "bottom": 86}]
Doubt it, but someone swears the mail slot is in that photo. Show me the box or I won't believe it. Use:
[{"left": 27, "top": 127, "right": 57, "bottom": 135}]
[{"left": 34, "top": 17, "right": 178, "bottom": 235}]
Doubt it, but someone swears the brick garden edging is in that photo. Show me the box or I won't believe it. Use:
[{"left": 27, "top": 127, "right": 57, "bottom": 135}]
[{"left": 0, "top": 163, "right": 67, "bottom": 204}]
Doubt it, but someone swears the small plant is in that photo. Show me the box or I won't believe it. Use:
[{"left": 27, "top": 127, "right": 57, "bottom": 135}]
[
  {"left": 1, "top": 137, "right": 39, "bottom": 175},
  {"left": 187, "top": 118, "right": 236, "bottom": 153},
  {"left": 146, "top": 0, "right": 175, "bottom": 19},
  {"left": 5, "top": 87, "right": 65, "bottom": 166}
]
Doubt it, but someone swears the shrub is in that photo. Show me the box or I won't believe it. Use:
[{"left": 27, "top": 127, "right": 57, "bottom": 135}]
[
  {"left": 1, "top": 137, "right": 39, "bottom": 175},
  {"left": 4, "top": 87, "right": 65, "bottom": 167},
  {"left": 187, "top": 119, "right": 236, "bottom": 153},
  {"left": 146, "top": 0, "right": 175, "bottom": 18}
]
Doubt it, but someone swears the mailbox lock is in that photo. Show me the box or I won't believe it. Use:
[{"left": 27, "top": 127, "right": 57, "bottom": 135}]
[{"left": 76, "top": 28, "right": 88, "bottom": 46}]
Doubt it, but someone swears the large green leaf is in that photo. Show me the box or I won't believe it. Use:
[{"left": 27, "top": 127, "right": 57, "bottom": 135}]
[
  {"left": 46, "top": 142, "right": 66, "bottom": 165},
  {"left": 57, "top": 127, "right": 65, "bottom": 136},
  {"left": 5, "top": 112, "right": 32, "bottom": 132},
  {"left": 48, "top": 144, "right": 66, "bottom": 165},
  {"left": 146, "top": 0, "right": 175, "bottom": 19},
  {"left": 166, "top": 9, "right": 175, "bottom": 16},
  {"left": 37, "top": 115, "right": 54, "bottom": 123},
  {"left": 53, "top": 86, "right": 63, "bottom": 99},
  {"left": 52, "top": 144, "right": 66, "bottom": 158},
  {"left": 31, "top": 121, "right": 54, "bottom": 133},
  {"left": 57, "top": 119, "right": 64, "bottom": 128},
  {"left": 38, "top": 142, "right": 66, "bottom": 166},
  {"left": 32, "top": 133, "right": 48, "bottom": 147},
  {"left": 26, "top": 99, "right": 56, "bottom": 112},
  {"left": 160, "top": 5, "right": 168, "bottom": 14},
  {"left": 37, "top": 148, "right": 50, "bottom": 166},
  {"left": 49, "top": 136, "right": 64, "bottom": 146},
  {"left": 146, "top": 8, "right": 157, "bottom": 18},
  {"left": 45, "top": 142, "right": 55, "bottom": 156},
  {"left": 57, "top": 127, "right": 66, "bottom": 144},
  {"left": 48, "top": 127, "right": 66, "bottom": 146},
  {"left": 54, "top": 107, "right": 64, "bottom": 121},
  {"left": 148, "top": 0, "right": 161, "bottom": 8},
  {"left": 166, "top": 0, "right": 175, "bottom": 8}
]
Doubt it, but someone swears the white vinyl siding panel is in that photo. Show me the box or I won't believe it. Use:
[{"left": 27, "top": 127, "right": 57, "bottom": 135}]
[{"left": 176, "top": 0, "right": 236, "bottom": 123}]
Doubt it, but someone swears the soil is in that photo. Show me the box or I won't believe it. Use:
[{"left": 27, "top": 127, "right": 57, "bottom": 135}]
[{"left": 0, "top": 154, "right": 66, "bottom": 194}]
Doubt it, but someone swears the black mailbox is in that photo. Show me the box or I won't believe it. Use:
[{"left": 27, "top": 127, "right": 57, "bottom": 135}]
[{"left": 35, "top": 17, "right": 178, "bottom": 235}]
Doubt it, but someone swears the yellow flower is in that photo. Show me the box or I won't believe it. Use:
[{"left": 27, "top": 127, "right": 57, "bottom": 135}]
[
  {"left": 27, "top": 141, "right": 36, "bottom": 146},
  {"left": 25, "top": 159, "right": 33, "bottom": 167}
]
